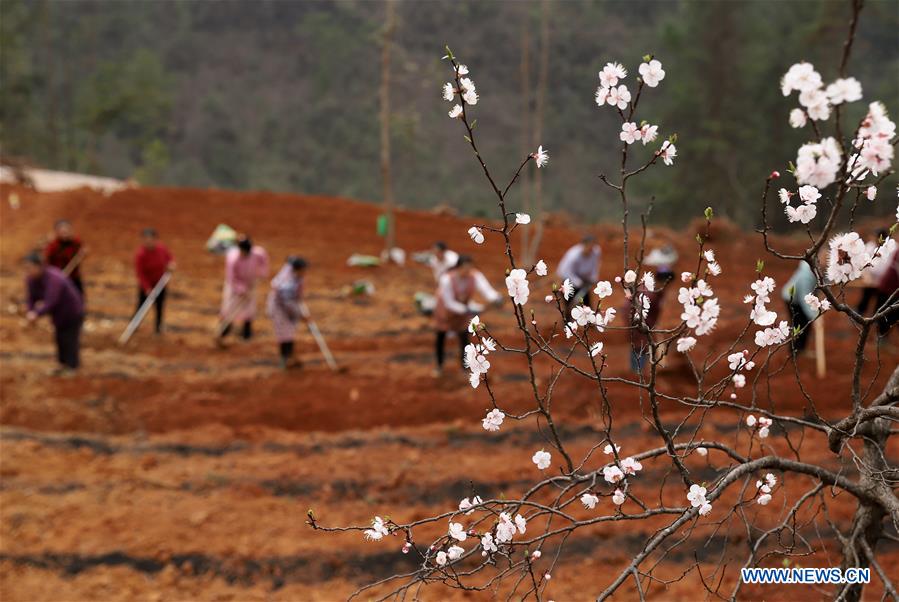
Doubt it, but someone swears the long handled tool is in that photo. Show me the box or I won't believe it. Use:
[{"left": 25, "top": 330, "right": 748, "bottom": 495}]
[
  {"left": 214, "top": 292, "right": 251, "bottom": 338},
  {"left": 299, "top": 301, "right": 339, "bottom": 371},
  {"left": 62, "top": 248, "right": 86, "bottom": 277},
  {"left": 119, "top": 272, "right": 172, "bottom": 345},
  {"left": 814, "top": 314, "right": 826, "bottom": 378}
]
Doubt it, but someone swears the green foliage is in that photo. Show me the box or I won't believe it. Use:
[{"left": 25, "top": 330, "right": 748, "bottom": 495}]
[{"left": 0, "top": 0, "right": 896, "bottom": 229}]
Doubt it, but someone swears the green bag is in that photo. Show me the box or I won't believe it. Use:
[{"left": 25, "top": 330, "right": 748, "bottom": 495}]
[{"left": 376, "top": 214, "right": 391, "bottom": 237}]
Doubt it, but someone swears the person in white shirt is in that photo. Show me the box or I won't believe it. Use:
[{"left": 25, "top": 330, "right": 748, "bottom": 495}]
[
  {"left": 557, "top": 235, "right": 601, "bottom": 310},
  {"left": 432, "top": 255, "right": 500, "bottom": 376},
  {"left": 428, "top": 241, "right": 459, "bottom": 282}
]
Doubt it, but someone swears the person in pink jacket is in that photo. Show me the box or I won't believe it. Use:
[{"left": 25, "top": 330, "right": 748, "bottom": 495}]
[{"left": 219, "top": 236, "right": 269, "bottom": 342}]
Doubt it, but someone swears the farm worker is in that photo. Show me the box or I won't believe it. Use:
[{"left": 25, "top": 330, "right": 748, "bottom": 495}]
[
  {"left": 782, "top": 260, "right": 816, "bottom": 354},
  {"left": 557, "top": 235, "right": 601, "bottom": 311},
  {"left": 875, "top": 247, "right": 899, "bottom": 342},
  {"left": 266, "top": 256, "right": 309, "bottom": 370},
  {"left": 219, "top": 236, "right": 270, "bottom": 342},
  {"left": 22, "top": 252, "right": 85, "bottom": 372},
  {"left": 428, "top": 241, "right": 459, "bottom": 282},
  {"left": 857, "top": 228, "right": 890, "bottom": 314},
  {"left": 433, "top": 255, "right": 501, "bottom": 376},
  {"left": 134, "top": 228, "right": 176, "bottom": 334},
  {"left": 626, "top": 258, "right": 675, "bottom": 373},
  {"left": 44, "top": 219, "right": 86, "bottom": 297}
]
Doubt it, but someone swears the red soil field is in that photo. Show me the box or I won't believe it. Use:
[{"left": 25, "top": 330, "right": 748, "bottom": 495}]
[{"left": 0, "top": 185, "right": 896, "bottom": 600}]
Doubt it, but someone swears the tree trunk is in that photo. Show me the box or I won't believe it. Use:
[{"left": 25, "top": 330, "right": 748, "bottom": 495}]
[
  {"left": 518, "top": 6, "right": 532, "bottom": 262},
  {"left": 526, "top": 0, "right": 549, "bottom": 265},
  {"left": 379, "top": 0, "right": 397, "bottom": 259}
]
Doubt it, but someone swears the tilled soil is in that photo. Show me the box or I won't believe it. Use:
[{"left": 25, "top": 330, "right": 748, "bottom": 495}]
[{"left": 0, "top": 185, "right": 896, "bottom": 600}]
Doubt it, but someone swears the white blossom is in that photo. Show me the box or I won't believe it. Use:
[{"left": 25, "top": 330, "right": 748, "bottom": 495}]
[
  {"left": 447, "top": 545, "right": 464, "bottom": 561},
  {"left": 638, "top": 59, "right": 665, "bottom": 87},
  {"left": 676, "top": 337, "right": 696, "bottom": 352},
  {"left": 659, "top": 141, "right": 677, "bottom": 166},
  {"left": 640, "top": 124, "right": 659, "bottom": 145},
  {"left": 482, "top": 408, "right": 505, "bottom": 432},
  {"left": 612, "top": 489, "right": 626, "bottom": 505},
  {"left": 620, "top": 122, "right": 641, "bottom": 145},
  {"left": 825, "top": 77, "right": 862, "bottom": 105},
  {"left": 594, "top": 280, "right": 613, "bottom": 298},
  {"left": 364, "top": 516, "right": 390, "bottom": 541},
  {"left": 515, "top": 213, "right": 531, "bottom": 224},
  {"left": 599, "top": 62, "right": 627, "bottom": 87},
  {"left": 607, "top": 84, "right": 631, "bottom": 110},
  {"left": 789, "top": 108, "right": 807, "bottom": 129},
  {"left": 448, "top": 104, "right": 463, "bottom": 119},
  {"left": 535, "top": 259, "right": 548, "bottom": 276},
  {"left": 468, "top": 226, "right": 485, "bottom": 244},
  {"left": 561, "top": 279, "right": 575, "bottom": 300},
  {"left": 505, "top": 268, "right": 530, "bottom": 305},
  {"left": 532, "top": 449, "right": 552, "bottom": 470},
  {"left": 620, "top": 456, "right": 643, "bottom": 475},
  {"left": 581, "top": 493, "right": 599, "bottom": 509},
  {"left": 459, "top": 496, "right": 482, "bottom": 515},
  {"left": 449, "top": 522, "right": 468, "bottom": 542},
  {"left": 532, "top": 145, "right": 549, "bottom": 168},
  {"left": 687, "top": 484, "right": 707, "bottom": 508},
  {"left": 781, "top": 62, "right": 822, "bottom": 96},
  {"left": 603, "top": 465, "right": 624, "bottom": 484}
]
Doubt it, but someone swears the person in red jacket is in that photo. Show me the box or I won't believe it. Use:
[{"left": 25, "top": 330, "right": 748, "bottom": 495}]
[
  {"left": 44, "top": 219, "right": 86, "bottom": 297},
  {"left": 134, "top": 228, "right": 175, "bottom": 334}
]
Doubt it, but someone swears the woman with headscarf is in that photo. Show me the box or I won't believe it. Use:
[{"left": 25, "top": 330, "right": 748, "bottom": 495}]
[
  {"left": 267, "top": 257, "right": 308, "bottom": 369},
  {"left": 219, "top": 236, "right": 269, "bottom": 343},
  {"left": 432, "top": 255, "right": 500, "bottom": 376}
]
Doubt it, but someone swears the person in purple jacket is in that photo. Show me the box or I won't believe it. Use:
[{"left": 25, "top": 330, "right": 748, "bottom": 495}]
[{"left": 23, "top": 252, "right": 85, "bottom": 372}]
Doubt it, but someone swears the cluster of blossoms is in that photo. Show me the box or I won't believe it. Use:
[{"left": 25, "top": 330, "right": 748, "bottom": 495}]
[
  {"left": 795, "top": 137, "right": 842, "bottom": 189},
  {"left": 459, "top": 495, "right": 483, "bottom": 514},
  {"left": 754, "top": 321, "right": 791, "bottom": 348},
  {"left": 619, "top": 121, "right": 659, "bottom": 146},
  {"left": 778, "top": 184, "right": 821, "bottom": 224},
  {"left": 677, "top": 280, "right": 721, "bottom": 338},
  {"left": 364, "top": 516, "right": 390, "bottom": 541},
  {"left": 728, "top": 350, "right": 755, "bottom": 390},
  {"left": 746, "top": 414, "right": 774, "bottom": 439},
  {"left": 849, "top": 102, "right": 896, "bottom": 180},
  {"left": 755, "top": 473, "right": 778, "bottom": 506},
  {"left": 826, "top": 231, "right": 896, "bottom": 284},
  {"left": 687, "top": 484, "right": 713, "bottom": 516},
  {"left": 602, "top": 447, "right": 643, "bottom": 485},
  {"left": 443, "top": 63, "right": 477, "bottom": 118},
  {"left": 746, "top": 276, "right": 777, "bottom": 326},
  {"left": 464, "top": 321, "right": 497, "bottom": 388},
  {"left": 506, "top": 268, "right": 530, "bottom": 305},
  {"left": 596, "top": 59, "right": 675, "bottom": 165},
  {"left": 783, "top": 62, "right": 861, "bottom": 126},
  {"left": 803, "top": 293, "right": 831, "bottom": 315},
  {"left": 743, "top": 276, "right": 792, "bottom": 348},
  {"left": 482, "top": 408, "right": 505, "bottom": 432},
  {"left": 479, "top": 512, "right": 527, "bottom": 557}
]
